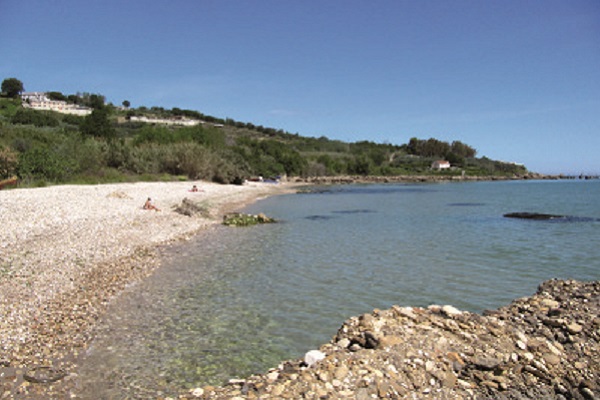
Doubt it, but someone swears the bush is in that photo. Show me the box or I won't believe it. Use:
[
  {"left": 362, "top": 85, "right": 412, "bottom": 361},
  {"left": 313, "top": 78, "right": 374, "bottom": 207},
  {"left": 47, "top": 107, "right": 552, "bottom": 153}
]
[
  {"left": 18, "top": 146, "right": 77, "bottom": 183},
  {"left": 81, "top": 108, "right": 115, "bottom": 139},
  {"left": 11, "top": 108, "right": 59, "bottom": 127},
  {"left": 0, "top": 145, "right": 18, "bottom": 179}
]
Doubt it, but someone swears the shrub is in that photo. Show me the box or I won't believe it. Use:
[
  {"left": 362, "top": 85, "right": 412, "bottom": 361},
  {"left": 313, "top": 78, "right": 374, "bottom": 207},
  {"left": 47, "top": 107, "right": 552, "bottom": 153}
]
[
  {"left": 0, "top": 145, "right": 18, "bottom": 178},
  {"left": 18, "top": 146, "right": 77, "bottom": 183},
  {"left": 11, "top": 108, "right": 59, "bottom": 127}
]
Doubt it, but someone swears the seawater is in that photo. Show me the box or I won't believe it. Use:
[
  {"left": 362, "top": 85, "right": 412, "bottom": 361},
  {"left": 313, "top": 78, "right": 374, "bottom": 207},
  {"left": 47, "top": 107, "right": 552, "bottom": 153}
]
[{"left": 77, "top": 180, "right": 600, "bottom": 398}]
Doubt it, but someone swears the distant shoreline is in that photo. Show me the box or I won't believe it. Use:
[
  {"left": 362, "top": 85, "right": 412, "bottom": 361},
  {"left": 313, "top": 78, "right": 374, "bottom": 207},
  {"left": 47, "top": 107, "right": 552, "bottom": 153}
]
[{"left": 293, "top": 172, "right": 599, "bottom": 185}]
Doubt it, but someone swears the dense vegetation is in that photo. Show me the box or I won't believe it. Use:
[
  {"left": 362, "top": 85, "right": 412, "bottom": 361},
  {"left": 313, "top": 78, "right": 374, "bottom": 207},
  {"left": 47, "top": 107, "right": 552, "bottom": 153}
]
[{"left": 0, "top": 78, "right": 527, "bottom": 186}]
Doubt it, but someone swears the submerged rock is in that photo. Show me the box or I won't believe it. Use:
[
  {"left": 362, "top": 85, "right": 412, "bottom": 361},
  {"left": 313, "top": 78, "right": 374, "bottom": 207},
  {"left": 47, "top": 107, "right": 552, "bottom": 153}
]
[
  {"left": 504, "top": 212, "right": 599, "bottom": 222},
  {"left": 504, "top": 212, "right": 567, "bottom": 220}
]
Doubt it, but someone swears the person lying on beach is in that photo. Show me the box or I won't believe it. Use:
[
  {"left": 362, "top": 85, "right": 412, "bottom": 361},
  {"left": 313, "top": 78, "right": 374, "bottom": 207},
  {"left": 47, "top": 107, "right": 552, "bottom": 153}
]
[{"left": 143, "top": 197, "right": 160, "bottom": 211}]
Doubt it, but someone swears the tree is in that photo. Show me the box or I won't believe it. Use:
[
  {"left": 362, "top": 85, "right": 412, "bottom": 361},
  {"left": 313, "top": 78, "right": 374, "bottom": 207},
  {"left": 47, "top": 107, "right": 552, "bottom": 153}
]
[
  {"left": 122, "top": 100, "right": 130, "bottom": 108},
  {"left": 450, "top": 141, "right": 476, "bottom": 158},
  {"left": 1, "top": 78, "right": 24, "bottom": 98},
  {"left": 81, "top": 108, "right": 115, "bottom": 139},
  {"left": 47, "top": 91, "right": 67, "bottom": 101},
  {"left": 88, "top": 94, "right": 105, "bottom": 110}
]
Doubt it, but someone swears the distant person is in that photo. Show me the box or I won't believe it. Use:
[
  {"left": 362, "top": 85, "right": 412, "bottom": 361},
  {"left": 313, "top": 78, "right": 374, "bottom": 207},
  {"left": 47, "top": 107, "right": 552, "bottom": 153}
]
[
  {"left": 190, "top": 185, "right": 200, "bottom": 192},
  {"left": 143, "top": 197, "right": 160, "bottom": 211}
]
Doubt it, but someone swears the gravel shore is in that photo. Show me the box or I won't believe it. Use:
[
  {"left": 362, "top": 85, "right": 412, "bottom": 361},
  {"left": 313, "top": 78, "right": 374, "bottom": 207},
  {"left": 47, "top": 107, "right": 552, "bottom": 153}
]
[
  {"left": 2, "top": 181, "right": 598, "bottom": 399},
  {"left": 0, "top": 180, "right": 298, "bottom": 398}
]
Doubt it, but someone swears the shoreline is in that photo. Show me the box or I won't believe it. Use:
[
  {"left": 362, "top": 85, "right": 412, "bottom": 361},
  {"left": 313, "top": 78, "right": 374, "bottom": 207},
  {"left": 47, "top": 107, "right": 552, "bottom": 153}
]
[
  {"left": 1, "top": 178, "right": 597, "bottom": 398},
  {"left": 0, "top": 180, "right": 301, "bottom": 399},
  {"left": 292, "top": 172, "right": 596, "bottom": 185}
]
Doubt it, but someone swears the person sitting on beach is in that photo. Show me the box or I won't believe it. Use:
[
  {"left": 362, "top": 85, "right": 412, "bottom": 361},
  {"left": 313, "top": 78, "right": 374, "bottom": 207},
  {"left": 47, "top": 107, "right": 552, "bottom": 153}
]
[{"left": 143, "top": 197, "right": 160, "bottom": 211}]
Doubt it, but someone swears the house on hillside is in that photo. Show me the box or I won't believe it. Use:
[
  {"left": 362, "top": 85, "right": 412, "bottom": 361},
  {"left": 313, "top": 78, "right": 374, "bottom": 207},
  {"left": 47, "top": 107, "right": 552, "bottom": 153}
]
[
  {"left": 128, "top": 115, "right": 202, "bottom": 126},
  {"left": 21, "top": 92, "right": 92, "bottom": 116},
  {"left": 431, "top": 160, "right": 451, "bottom": 170}
]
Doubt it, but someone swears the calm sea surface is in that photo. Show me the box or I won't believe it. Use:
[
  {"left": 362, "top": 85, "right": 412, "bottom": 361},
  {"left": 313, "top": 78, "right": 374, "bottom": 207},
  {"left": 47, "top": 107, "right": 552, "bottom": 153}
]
[{"left": 78, "top": 180, "right": 600, "bottom": 398}]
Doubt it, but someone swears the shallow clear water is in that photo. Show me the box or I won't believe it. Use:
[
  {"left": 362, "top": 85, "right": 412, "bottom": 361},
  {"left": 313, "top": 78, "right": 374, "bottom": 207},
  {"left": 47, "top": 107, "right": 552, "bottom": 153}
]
[{"left": 78, "top": 180, "right": 600, "bottom": 398}]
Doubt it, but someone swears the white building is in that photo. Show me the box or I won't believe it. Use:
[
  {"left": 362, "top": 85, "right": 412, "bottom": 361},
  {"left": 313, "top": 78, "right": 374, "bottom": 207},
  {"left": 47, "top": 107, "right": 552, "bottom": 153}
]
[
  {"left": 21, "top": 92, "right": 92, "bottom": 116},
  {"left": 431, "top": 160, "right": 451, "bottom": 170},
  {"left": 129, "top": 115, "right": 202, "bottom": 126}
]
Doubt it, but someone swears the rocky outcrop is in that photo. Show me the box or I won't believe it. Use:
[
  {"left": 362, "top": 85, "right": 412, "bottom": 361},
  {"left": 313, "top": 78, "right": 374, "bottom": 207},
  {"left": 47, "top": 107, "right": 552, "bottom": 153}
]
[
  {"left": 504, "top": 212, "right": 568, "bottom": 220},
  {"left": 184, "top": 279, "right": 599, "bottom": 399},
  {"left": 173, "top": 198, "right": 211, "bottom": 217},
  {"left": 223, "top": 213, "right": 276, "bottom": 226},
  {"left": 504, "top": 212, "right": 599, "bottom": 222}
]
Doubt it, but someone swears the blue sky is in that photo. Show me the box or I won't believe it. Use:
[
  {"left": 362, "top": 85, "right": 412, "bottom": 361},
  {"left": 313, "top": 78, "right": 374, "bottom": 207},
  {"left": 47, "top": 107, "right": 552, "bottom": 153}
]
[{"left": 1, "top": 1, "right": 599, "bottom": 174}]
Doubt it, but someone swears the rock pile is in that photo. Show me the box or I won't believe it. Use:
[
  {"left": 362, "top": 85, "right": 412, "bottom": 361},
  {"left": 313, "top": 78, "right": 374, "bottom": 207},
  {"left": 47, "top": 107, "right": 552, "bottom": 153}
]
[
  {"left": 185, "top": 279, "right": 598, "bottom": 399},
  {"left": 222, "top": 213, "right": 276, "bottom": 226}
]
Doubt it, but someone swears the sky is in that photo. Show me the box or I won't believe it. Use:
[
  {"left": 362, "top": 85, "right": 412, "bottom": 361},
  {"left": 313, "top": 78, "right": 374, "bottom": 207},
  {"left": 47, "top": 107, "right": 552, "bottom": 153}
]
[{"left": 1, "top": 1, "right": 599, "bottom": 175}]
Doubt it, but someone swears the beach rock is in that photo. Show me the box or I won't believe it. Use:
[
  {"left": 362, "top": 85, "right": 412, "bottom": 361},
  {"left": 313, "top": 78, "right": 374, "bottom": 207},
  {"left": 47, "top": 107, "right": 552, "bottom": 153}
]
[
  {"left": 567, "top": 323, "right": 583, "bottom": 334},
  {"left": 441, "top": 304, "right": 463, "bottom": 317},
  {"left": 184, "top": 279, "right": 599, "bottom": 399},
  {"left": 173, "top": 198, "right": 210, "bottom": 217},
  {"left": 304, "top": 350, "right": 325, "bottom": 367},
  {"left": 222, "top": 212, "right": 276, "bottom": 226}
]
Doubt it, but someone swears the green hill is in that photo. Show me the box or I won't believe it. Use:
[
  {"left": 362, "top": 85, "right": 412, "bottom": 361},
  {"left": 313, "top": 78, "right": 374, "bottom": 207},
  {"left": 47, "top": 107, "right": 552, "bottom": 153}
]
[{"left": 0, "top": 89, "right": 527, "bottom": 187}]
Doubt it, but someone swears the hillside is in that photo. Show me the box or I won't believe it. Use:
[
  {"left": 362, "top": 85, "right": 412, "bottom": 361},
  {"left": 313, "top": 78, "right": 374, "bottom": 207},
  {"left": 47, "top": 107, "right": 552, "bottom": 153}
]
[{"left": 0, "top": 91, "right": 529, "bottom": 187}]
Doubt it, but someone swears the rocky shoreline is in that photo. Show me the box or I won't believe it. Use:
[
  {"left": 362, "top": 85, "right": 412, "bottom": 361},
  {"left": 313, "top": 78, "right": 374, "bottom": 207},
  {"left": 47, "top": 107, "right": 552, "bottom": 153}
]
[
  {"left": 1, "top": 180, "right": 598, "bottom": 399},
  {"left": 182, "top": 279, "right": 599, "bottom": 400},
  {"left": 294, "top": 172, "right": 580, "bottom": 185}
]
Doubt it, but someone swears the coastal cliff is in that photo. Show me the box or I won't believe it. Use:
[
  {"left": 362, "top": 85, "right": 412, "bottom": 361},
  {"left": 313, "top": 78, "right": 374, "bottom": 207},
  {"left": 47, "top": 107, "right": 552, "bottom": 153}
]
[{"left": 188, "top": 279, "right": 599, "bottom": 399}]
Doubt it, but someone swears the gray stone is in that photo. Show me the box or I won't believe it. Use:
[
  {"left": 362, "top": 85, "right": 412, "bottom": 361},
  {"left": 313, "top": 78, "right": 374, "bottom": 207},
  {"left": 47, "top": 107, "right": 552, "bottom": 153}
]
[{"left": 474, "top": 357, "right": 501, "bottom": 371}]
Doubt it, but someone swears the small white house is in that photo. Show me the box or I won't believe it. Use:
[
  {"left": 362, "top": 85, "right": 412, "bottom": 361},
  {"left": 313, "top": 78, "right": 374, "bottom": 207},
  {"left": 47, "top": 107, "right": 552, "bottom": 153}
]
[{"left": 431, "top": 160, "right": 451, "bottom": 170}]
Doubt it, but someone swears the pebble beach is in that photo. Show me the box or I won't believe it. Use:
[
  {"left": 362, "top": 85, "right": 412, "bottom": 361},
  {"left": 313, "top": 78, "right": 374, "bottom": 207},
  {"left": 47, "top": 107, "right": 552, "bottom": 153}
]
[
  {"left": 1, "top": 180, "right": 598, "bottom": 399},
  {"left": 0, "top": 180, "right": 298, "bottom": 398}
]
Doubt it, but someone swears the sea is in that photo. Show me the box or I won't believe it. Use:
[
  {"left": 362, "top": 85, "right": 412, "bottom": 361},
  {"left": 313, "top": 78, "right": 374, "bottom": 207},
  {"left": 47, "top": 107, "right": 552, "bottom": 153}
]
[{"left": 77, "top": 179, "right": 600, "bottom": 398}]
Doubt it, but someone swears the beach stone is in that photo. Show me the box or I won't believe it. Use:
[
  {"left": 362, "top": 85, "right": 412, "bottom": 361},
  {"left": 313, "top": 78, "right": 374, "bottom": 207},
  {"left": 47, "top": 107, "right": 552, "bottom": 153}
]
[
  {"left": 334, "top": 365, "right": 349, "bottom": 381},
  {"left": 266, "top": 371, "right": 279, "bottom": 382},
  {"left": 304, "top": 350, "right": 325, "bottom": 367},
  {"left": 474, "top": 357, "right": 501, "bottom": 371},
  {"left": 567, "top": 323, "right": 583, "bottom": 334},
  {"left": 541, "top": 299, "right": 560, "bottom": 309},
  {"left": 543, "top": 353, "right": 561, "bottom": 366},
  {"left": 337, "top": 338, "right": 351, "bottom": 348},
  {"left": 580, "top": 387, "right": 595, "bottom": 399},
  {"left": 441, "top": 305, "right": 462, "bottom": 317}
]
